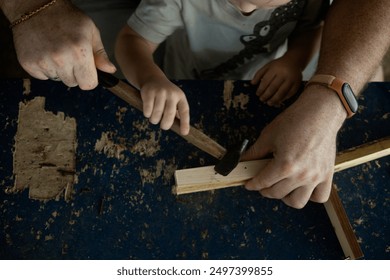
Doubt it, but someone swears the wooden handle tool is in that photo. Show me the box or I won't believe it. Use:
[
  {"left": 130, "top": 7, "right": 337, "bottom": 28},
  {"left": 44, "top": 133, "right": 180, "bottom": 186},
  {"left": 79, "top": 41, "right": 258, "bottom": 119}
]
[{"left": 97, "top": 70, "right": 226, "bottom": 159}]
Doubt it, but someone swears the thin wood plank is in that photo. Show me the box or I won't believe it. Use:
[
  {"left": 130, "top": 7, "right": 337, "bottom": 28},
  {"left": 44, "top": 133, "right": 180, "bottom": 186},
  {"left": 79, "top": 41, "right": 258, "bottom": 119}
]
[
  {"left": 174, "top": 137, "right": 390, "bottom": 195},
  {"left": 335, "top": 137, "right": 390, "bottom": 172},
  {"left": 324, "top": 188, "right": 363, "bottom": 259}
]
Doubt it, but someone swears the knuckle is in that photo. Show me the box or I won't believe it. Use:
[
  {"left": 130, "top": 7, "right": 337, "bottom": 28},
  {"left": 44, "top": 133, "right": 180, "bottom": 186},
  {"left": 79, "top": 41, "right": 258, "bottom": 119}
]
[
  {"left": 79, "top": 80, "right": 97, "bottom": 90},
  {"left": 261, "top": 189, "right": 280, "bottom": 199},
  {"left": 310, "top": 192, "right": 329, "bottom": 203},
  {"left": 279, "top": 159, "right": 296, "bottom": 176},
  {"left": 35, "top": 58, "right": 48, "bottom": 70},
  {"left": 284, "top": 198, "right": 306, "bottom": 209},
  {"left": 249, "top": 177, "right": 266, "bottom": 191},
  {"left": 19, "top": 60, "right": 36, "bottom": 72}
]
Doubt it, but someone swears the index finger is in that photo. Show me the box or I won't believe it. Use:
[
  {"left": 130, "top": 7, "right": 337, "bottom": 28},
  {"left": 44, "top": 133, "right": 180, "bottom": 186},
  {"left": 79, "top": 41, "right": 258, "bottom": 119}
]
[
  {"left": 245, "top": 158, "right": 289, "bottom": 191},
  {"left": 177, "top": 99, "right": 190, "bottom": 135},
  {"left": 73, "top": 44, "right": 98, "bottom": 90}
]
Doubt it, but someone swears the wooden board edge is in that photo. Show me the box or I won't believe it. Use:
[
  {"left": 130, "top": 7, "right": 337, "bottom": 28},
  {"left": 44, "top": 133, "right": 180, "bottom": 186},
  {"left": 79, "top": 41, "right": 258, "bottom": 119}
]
[{"left": 324, "top": 188, "right": 364, "bottom": 259}]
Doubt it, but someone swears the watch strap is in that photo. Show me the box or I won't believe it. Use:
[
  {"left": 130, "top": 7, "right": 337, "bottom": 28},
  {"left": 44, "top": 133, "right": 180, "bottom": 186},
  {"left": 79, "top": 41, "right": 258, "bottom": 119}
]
[{"left": 307, "top": 74, "right": 358, "bottom": 118}]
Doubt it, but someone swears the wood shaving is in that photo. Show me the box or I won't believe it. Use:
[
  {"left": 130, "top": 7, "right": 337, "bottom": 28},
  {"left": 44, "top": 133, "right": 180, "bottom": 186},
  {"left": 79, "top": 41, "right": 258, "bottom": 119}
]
[
  {"left": 95, "top": 131, "right": 126, "bottom": 160},
  {"left": 232, "top": 92, "right": 250, "bottom": 109},
  {"left": 223, "top": 80, "right": 234, "bottom": 110},
  {"left": 130, "top": 131, "right": 161, "bottom": 157},
  {"left": 22, "top": 79, "right": 31, "bottom": 95}
]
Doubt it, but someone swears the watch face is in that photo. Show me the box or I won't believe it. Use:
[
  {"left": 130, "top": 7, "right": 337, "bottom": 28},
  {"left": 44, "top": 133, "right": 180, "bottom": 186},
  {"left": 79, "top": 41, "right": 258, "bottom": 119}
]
[{"left": 342, "top": 83, "right": 358, "bottom": 113}]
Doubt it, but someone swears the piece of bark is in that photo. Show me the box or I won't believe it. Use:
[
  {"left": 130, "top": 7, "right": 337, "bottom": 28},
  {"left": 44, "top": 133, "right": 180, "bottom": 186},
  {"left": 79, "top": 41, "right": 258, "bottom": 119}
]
[{"left": 12, "top": 96, "right": 77, "bottom": 201}]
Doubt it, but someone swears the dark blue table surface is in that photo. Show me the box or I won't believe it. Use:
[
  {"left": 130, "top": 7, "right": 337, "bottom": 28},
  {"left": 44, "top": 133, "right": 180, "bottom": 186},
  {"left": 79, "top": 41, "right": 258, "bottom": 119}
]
[{"left": 0, "top": 79, "right": 389, "bottom": 260}]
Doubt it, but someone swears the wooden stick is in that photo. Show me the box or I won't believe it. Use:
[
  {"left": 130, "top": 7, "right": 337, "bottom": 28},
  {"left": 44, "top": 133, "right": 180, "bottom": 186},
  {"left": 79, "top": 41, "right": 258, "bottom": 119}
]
[
  {"left": 174, "top": 137, "right": 390, "bottom": 260},
  {"left": 105, "top": 79, "right": 226, "bottom": 159},
  {"left": 174, "top": 137, "right": 390, "bottom": 194},
  {"left": 324, "top": 187, "right": 363, "bottom": 259},
  {"left": 335, "top": 137, "right": 390, "bottom": 172}
]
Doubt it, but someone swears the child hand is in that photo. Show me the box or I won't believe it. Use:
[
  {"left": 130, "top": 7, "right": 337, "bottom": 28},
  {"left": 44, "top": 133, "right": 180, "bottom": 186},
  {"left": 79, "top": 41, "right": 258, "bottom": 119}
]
[
  {"left": 251, "top": 57, "right": 302, "bottom": 107},
  {"left": 140, "top": 78, "right": 190, "bottom": 135}
]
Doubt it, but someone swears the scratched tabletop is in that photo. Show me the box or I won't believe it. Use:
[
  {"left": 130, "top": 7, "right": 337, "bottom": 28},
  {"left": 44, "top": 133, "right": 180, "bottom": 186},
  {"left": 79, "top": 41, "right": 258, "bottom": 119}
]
[{"left": 0, "top": 79, "right": 389, "bottom": 260}]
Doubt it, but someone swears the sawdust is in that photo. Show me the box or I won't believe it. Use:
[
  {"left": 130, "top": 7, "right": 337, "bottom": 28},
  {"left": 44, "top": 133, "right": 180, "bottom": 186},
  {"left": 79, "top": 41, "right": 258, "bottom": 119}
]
[
  {"left": 133, "top": 119, "right": 150, "bottom": 131},
  {"left": 382, "top": 112, "right": 390, "bottom": 119},
  {"left": 223, "top": 81, "right": 249, "bottom": 110},
  {"left": 139, "top": 159, "right": 177, "bottom": 185},
  {"left": 130, "top": 131, "right": 161, "bottom": 157},
  {"left": 128, "top": 189, "right": 145, "bottom": 207},
  {"left": 22, "top": 79, "right": 31, "bottom": 95},
  {"left": 12, "top": 96, "right": 77, "bottom": 201},
  {"left": 232, "top": 92, "right": 250, "bottom": 109},
  {"left": 116, "top": 106, "right": 128, "bottom": 124},
  {"left": 223, "top": 80, "right": 234, "bottom": 110},
  {"left": 95, "top": 131, "right": 126, "bottom": 160},
  {"left": 95, "top": 119, "right": 162, "bottom": 161}
]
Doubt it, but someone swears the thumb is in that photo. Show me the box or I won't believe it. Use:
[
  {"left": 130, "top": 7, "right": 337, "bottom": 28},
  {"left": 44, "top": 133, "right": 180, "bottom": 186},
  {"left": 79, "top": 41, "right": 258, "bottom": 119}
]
[
  {"left": 241, "top": 133, "right": 272, "bottom": 161},
  {"left": 92, "top": 28, "right": 117, "bottom": 73}
]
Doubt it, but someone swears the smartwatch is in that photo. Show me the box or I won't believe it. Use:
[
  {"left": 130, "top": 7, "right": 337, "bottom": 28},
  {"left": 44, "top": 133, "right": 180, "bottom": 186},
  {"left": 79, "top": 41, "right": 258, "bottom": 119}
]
[{"left": 306, "top": 74, "right": 358, "bottom": 118}]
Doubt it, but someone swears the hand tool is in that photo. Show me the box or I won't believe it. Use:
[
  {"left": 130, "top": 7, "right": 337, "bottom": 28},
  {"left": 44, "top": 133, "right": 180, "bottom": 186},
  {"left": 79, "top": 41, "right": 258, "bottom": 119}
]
[
  {"left": 214, "top": 139, "right": 249, "bottom": 176},
  {"left": 97, "top": 70, "right": 245, "bottom": 175},
  {"left": 97, "top": 70, "right": 226, "bottom": 159}
]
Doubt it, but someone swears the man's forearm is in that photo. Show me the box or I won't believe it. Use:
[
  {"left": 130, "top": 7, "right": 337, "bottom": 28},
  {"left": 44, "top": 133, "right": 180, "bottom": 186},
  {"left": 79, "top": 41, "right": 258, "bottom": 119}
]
[{"left": 317, "top": 0, "right": 390, "bottom": 94}]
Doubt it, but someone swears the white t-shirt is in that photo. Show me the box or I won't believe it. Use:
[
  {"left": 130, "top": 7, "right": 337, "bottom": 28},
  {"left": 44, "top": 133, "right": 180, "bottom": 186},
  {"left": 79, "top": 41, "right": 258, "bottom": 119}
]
[{"left": 128, "top": 0, "right": 328, "bottom": 80}]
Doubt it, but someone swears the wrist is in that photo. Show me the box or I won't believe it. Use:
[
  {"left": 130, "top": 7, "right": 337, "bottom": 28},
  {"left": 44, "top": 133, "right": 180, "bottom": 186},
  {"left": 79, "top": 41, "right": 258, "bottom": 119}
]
[
  {"left": 282, "top": 49, "right": 309, "bottom": 71},
  {"left": 300, "top": 84, "right": 348, "bottom": 128},
  {"left": 306, "top": 74, "right": 358, "bottom": 118}
]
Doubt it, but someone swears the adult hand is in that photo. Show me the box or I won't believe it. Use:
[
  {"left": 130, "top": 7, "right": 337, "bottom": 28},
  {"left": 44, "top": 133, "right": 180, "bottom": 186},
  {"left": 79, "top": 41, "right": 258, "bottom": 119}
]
[
  {"left": 251, "top": 56, "right": 302, "bottom": 107},
  {"left": 10, "top": 0, "right": 116, "bottom": 89},
  {"left": 241, "top": 85, "right": 346, "bottom": 208},
  {"left": 140, "top": 77, "right": 190, "bottom": 136}
]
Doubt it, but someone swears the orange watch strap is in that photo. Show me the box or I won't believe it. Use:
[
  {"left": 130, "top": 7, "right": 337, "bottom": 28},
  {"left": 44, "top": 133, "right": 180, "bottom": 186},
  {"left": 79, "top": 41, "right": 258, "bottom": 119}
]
[{"left": 307, "top": 74, "right": 357, "bottom": 118}]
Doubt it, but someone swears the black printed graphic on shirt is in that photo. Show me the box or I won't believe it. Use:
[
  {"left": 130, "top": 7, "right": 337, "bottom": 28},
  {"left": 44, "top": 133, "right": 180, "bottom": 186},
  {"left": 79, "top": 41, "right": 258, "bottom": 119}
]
[{"left": 199, "top": 0, "right": 306, "bottom": 79}]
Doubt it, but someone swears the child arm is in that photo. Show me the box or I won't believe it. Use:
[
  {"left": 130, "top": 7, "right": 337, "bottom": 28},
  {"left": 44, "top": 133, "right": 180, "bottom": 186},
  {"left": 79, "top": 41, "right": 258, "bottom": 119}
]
[
  {"left": 252, "top": 24, "right": 323, "bottom": 107},
  {"left": 115, "top": 25, "right": 190, "bottom": 135}
]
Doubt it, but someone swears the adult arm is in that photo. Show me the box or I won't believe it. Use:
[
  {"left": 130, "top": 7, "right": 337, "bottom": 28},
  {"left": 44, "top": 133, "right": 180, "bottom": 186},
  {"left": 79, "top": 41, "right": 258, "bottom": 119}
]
[
  {"left": 0, "top": 0, "right": 116, "bottom": 89},
  {"left": 242, "top": 0, "right": 390, "bottom": 208}
]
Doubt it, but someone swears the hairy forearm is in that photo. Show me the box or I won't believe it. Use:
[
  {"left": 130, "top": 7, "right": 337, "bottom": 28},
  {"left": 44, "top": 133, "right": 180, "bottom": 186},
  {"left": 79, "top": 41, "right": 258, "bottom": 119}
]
[
  {"left": 115, "top": 26, "right": 165, "bottom": 89},
  {"left": 317, "top": 0, "right": 390, "bottom": 94}
]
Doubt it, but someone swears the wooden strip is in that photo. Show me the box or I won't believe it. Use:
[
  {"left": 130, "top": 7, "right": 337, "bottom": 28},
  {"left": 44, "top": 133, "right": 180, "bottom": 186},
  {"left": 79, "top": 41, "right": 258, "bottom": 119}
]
[
  {"left": 324, "top": 188, "right": 363, "bottom": 259},
  {"left": 174, "top": 160, "right": 267, "bottom": 195},
  {"left": 174, "top": 137, "right": 390, "bottom": 194},
  {"left": 174, "top": 137, "right": 390, "bottom": 260},
  {"left": 335, "top": 137, "right": 390, "bottom": 172},
  {"left": 108, "top": 81, "right": 226, "bottom": 159}
]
